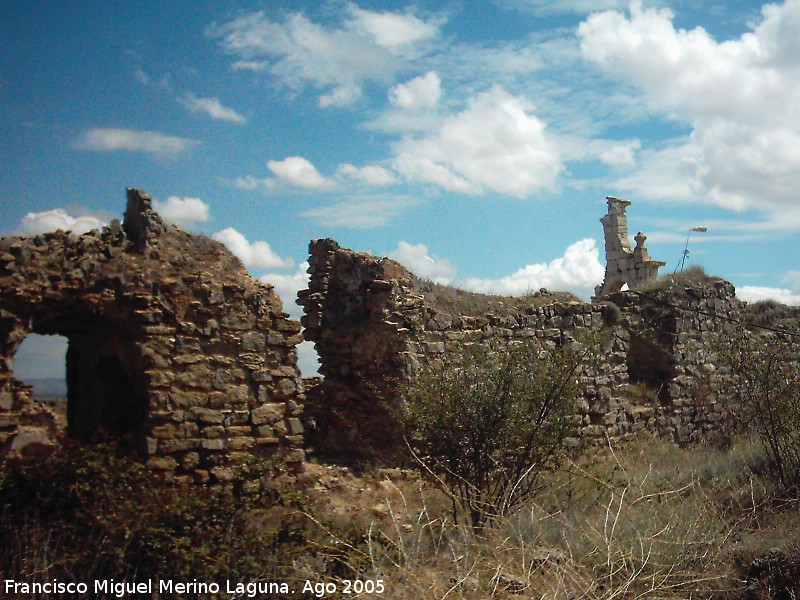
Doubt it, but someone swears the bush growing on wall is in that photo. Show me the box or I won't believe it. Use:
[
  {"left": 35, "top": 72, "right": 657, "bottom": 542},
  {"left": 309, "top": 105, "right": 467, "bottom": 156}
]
[{"left": 398, "top": 335, "right": 601, "bottom": 528}]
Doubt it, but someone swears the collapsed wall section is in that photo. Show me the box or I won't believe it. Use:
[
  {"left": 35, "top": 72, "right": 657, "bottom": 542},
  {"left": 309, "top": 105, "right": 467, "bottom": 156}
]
[
  {"left": 298, "top": 238, "right": 415, "bottom": 460},
  {"left": 300, "top": 240, "right": 744, "bottom": 462},
  {"left": 0, "top": 189, "right": 304, "bottom": 482}
]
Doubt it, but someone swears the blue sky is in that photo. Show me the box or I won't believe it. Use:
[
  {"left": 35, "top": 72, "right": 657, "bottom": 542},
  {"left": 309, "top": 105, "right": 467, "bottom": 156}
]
[{"left": 3, "top": 0, "right": 800, "bottom": 376}]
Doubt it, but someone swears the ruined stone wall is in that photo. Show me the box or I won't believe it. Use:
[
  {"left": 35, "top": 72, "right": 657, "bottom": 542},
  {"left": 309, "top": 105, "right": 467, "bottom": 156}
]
[
  {"left": 299, "top": 239, "right": 742, "bottom": 462},
  {"left": 610, "top": 279, "right": 743, "bottom": 444},
  {"left": 0, "top": 189, "right": 304, "bottom": 482}
]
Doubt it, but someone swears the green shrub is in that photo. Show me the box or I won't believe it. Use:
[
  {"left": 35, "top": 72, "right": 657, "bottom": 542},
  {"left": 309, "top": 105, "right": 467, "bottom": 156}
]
[
  {"left": 744, "top": 299, "right": 800, "bottom": 330},
  {"left": 397, "top": 336, "right": 601, "bottom": 529}
]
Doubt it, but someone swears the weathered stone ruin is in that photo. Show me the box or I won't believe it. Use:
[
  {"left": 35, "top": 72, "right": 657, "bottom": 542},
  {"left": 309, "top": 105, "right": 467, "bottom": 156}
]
[
  {"left": 299, "top": 238, "right": 741, "bottom": 463},
  {"left": 594, "top": 196, "right": 666, "bottom": 298},
  {"left": 0, "top": 189, "right": 304, "bottom": 482},
  {"left": 0, "top": 188, "right": 750, "bottom": 478}
]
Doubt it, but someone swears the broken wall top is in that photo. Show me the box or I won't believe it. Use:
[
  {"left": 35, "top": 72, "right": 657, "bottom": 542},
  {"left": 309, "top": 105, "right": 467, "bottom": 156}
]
[{"left": 0, "top": 189, "right": 304, "bottom": 479}]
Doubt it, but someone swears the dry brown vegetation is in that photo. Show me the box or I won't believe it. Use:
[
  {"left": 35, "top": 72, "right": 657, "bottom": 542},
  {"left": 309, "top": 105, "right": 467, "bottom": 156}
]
[
  {"left": 634, "top": 265, "right": 719, "bottom": 294},
  {"left": 299, "top": 435, "right": 800, "bottom": 599},
  {"left": 3, "top": 435, "right": 800, "bottom": 598},
  {"left": 412, "top": 275, "right": 583, "bottom": 318}
]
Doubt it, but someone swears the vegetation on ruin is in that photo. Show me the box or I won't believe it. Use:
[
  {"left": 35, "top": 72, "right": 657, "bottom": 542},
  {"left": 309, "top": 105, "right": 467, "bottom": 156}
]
[
  {"left": 633, "top": 264, "right": 719, "bottom": 293},
  {"left": 396, "top": 336, "right": 601, "bottom": 529},
  {"left": 4, "top": 435, "right": 800, "bottom": 598},
  {"left": 412, "top": 275, "right": 582, "bottom": 318}
]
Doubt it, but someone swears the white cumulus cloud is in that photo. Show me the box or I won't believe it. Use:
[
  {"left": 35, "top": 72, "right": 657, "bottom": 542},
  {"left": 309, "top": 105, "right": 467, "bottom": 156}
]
[
  {"left": 781, "top": 270, "right": 800, "bottom": 292},
  {"left": 348, "top": 6, "right": 439, "bottom": 49},
  {"left": 461, "top": 238, "right": 605, "bottom": 300},
  {"left": 598, "top": 139, "right": 641, "bottom": 168},
  {"left": 152, "top": 196, "right": 210, "bottom": 228},
  {"left": 73, "top": 128, "right": 199, "bottom": 159},
  {"left": 259, "top": 262, "right": 310, "bottom": 319},
  {"left": 209, "top": 7, "right": 441, "bottom": 108},
  {"left": 301, "top": 194, "right": 420, "bottom": 229},
  {"left": 232, "top": 175, "right": 273, "bottom": 191},
  {"left": 500, "top": 0, "right": 627, "bottom": 16},
  {"left": 736, "top": 286, "right": 800, "bottom": 306},
  {"left": 336, "top": 163, "right": 398, "bottom": 186},
  {"left": 389, "top": 71, "right": 441, "bottom": 111},
  {"left": 393, "top": 85, "right": 563, "bottom": 197},
  {"left": 181, "top": 93, "right": 247, "bottom": 124},
  {"left": 389, "top": 241, "right": 456, "bottom": 284},
  {"left": 578, "top": 0, "right": 800, "bottom": 217},
  {"left": 212, "top": 228, "right": 293, "bottom": 270},
  {"left": 16, "top": 209, "right": 106, "bottom": 235},
  {"left": 268, "top": 156, "right": 333, "bottom": 189}
]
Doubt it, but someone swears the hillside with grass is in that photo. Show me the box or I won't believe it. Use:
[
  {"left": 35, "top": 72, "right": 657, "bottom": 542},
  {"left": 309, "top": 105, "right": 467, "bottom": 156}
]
[
  {"left": 2, "top": 268, "right": 799, "bottom": 599},
  {"left": 3, "top": 435, "right": 800, "bottom": 598}
]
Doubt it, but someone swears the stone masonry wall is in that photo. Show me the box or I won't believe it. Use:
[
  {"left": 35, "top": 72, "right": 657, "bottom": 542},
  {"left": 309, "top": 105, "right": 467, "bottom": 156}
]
[
  {"left": 0, "top": 189, "right": 304, "bottom": 482},
  {"left": 299, "top": 239, "right": 742, "bottom": 462},
  {"left": 610, "top": 279, "right": 743, "bottom": 444}
]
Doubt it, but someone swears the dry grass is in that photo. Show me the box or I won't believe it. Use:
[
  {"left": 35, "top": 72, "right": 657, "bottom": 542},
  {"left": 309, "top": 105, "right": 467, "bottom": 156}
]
[
  {"left": 298, "top": 435, "right": 798, "bottom": 599},
  {"left": 411, "top": 276, "right": 583, "bottom": 319},
  {"left": 635, "top": 265, "right": 719, "bottom": 294},
  {"left": 4, "top": 437, "right": 799, "bottom": 598}
]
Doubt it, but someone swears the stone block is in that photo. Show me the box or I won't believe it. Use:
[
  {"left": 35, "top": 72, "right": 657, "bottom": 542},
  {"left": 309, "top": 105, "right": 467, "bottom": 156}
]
[
  {"left": 192, "top": 407, "right": 224, "bottom": 424},
  {"left": 256, "top": 425, "right": 276, "bottom": 438},
  {"left": 159, "top": 438, "right": 201, "bottom": 453},
  {"left": 283, "top": 448, "right": 305, "bottom": 463},
  {"left": 181, "top": 452, "right": 200, "bottom": 471},
  {"left": 168, "top": 390, "right": 207, "bottom": 409},
  {"left": 147, "top": 456, "right": 178, "bottom": 471},
  {"left": 286, "top": 418, "right": 304, "bottom": 435},
  {"left": 228, "top": 437, "right": 256, "bottom": 450},
  {"left": 251, "top": 403, "right": 285, "bottom": 425},
  {"left": 151, "top": 423, "right": 179, "bottom": 439},
  {"left": 251, "top": 369, "right": 273, "bottom": 383},
  {"left": 210, "top": 467, "right": 236, "bottom": 483},
  {"left": 202, "top": 426, "right": 225, "bottom": 438},
  {"left": 201, "top": 438, "right": 227, "bottom": 451},
  {"left": 241, "top": 331, "right": 266, "bottom": 351},
  {"left": 145, "top": 437, "right": 158, "bottom": 455}
]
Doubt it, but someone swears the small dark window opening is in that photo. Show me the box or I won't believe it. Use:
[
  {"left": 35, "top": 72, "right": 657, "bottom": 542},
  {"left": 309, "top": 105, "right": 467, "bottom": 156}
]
[{"left": 627, "top": 333, "right": 676, "bottom": 405}]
